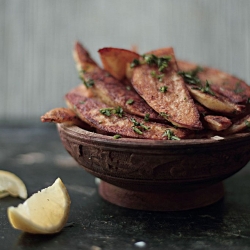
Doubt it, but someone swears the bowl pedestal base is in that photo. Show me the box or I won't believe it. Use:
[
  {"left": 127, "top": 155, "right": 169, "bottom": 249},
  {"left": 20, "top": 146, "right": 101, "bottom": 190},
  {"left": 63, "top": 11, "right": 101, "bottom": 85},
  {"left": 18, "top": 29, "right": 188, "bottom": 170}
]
[{"left": 99, "top": 181, "right": 224, "bottom": 211}]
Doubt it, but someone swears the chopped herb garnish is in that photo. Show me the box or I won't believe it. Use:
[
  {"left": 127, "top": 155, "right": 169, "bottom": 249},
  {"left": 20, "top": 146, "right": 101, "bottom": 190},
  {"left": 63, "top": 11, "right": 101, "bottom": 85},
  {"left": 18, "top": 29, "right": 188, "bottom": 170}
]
[
  {"left": 245, "top": 120, "right": 250, "bottom": 128},
  {"left": 80, "top": 78, "right": 95, "bottom": 88},
  {"left": 130, "top": 118, "right": 150, "bottom": 134},
  {"left": 78, "top": 69, "right": 95, "bottom": 88},
  {"left": 234, "top": 82, "right": 244, "bottom": 94},
  {"left": 113, "top": 134, "right": 121, "bottom": 139},
  {"left": 130, "top": 118, "right": 140, "bottom": 126},
  {"left": 178, "top": 66, "right": 203, "bottom": 86},
  {"left": 99, "top": 106, "right": 123, "bottom": 117},
  {"left": 162, "top": 129, "right": 180, "bottom": 140},
  {"left": 247, "top": 98, "right": 250, "bottom": 104},
  {"left": 114, "top": 106, "right": 123, "bottom": 117},
  {"left": 159, "top": 86, "right": 168, "bottom": 93},
  {"left": 143, "top": 54, "right": 171, "bottom": 72},
  {"left": 126, "top": 99, "right": 134, "bottom": 105},
  {"left": 100, "top": 108, "right": 112, "bottom": 116},
  {"left": 199, "top": 80, "right": 214, "bottom": 96},
  {"left": 144, "top": 113, "right": 150, "bottom": 121},
  {"left": 105, "top": 72, "right": 111, "bottom": 77},
  {"left": 132, "top": 126, "right": 143, "bottom": 135},
  {"left": 126, "top": 86, "right": 131, "bottom": 91},
  {"left": 159, "top": 112, "right": 169, "bottom": 119},
  {"left": 130, "top": 58, "right": 140, "bottom": 68},
  {"left": 151, "top": 71, "right": 165, "bottom": 82},
  {"left": 85, "top": 79, "right": 95, "bottom": 88},
  {"left": 78, "top": 101, "right": 85, "bottom": 104}
]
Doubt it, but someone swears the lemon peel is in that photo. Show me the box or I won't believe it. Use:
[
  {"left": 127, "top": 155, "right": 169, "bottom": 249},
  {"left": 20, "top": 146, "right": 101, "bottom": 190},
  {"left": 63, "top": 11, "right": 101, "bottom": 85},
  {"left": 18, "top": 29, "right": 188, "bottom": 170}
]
[{"left": 7, "top": 178, "right": 71, "bottom": 234}]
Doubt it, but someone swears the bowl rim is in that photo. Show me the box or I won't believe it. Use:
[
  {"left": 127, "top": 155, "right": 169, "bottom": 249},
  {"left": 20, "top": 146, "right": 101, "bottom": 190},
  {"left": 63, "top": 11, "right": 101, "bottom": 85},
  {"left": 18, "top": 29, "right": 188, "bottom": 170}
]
[{"left": 58, "top": 124, "right": 250, "bottom": 148}]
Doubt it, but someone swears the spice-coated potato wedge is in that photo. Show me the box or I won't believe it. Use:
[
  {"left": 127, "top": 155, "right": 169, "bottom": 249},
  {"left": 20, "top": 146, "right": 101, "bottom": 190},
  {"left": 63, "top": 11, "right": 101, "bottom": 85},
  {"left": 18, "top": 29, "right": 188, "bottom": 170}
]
[
  {"left": 178, "top": 60, "right": 250, "bottom": 104},
  {"left": 65, "top": 92, "right": 191, "bottom": 140},
  {"left": 73, "top": 41, "right": 99, "bottom": 73},
  {"left": 73, "top": 42, "right": 165, "bottom": 122},
  {"left": 131, "top": 48, "right": 202, "bottom": 130},
  {"left": 203, "top": 115, "right": 232, "bottom": 131},
  {"left": 186, "top": 85, "right": 244, "bottom": 115},
  {"left": 98, "top": 47, "right": 140, "bottom": 80},
  {"left": 40, "top": 107, "right": 90, "bottom": 129},
  {"left": 222, "top": 114, "right": 250, "bottom": 135}
]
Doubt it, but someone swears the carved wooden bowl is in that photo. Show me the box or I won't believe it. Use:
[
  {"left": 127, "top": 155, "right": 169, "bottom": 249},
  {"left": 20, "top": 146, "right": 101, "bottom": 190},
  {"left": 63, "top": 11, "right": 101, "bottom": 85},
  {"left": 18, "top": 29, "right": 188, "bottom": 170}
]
[{"left": 57, "top": 124, "right": 250, "bottom": 211}]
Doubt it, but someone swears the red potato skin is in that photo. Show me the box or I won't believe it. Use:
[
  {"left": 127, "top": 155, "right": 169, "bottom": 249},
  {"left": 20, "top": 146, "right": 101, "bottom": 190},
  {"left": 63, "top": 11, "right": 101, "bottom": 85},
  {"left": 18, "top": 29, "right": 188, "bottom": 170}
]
[
  {"left": 177, "top": 60, "right": 250, "bottom": 104},
  {"left": 131, "top": 48, "right": 202, "bottom": 130},
  {"left": 98, "top": 47, "right": 140, "bottom": 80}
]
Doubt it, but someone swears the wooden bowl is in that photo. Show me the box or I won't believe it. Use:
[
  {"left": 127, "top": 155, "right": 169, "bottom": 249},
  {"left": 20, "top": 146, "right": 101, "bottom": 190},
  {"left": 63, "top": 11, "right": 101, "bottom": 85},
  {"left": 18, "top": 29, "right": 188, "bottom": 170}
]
[{"left": 57, "top": 124, "right": 250, "bottom": 211}]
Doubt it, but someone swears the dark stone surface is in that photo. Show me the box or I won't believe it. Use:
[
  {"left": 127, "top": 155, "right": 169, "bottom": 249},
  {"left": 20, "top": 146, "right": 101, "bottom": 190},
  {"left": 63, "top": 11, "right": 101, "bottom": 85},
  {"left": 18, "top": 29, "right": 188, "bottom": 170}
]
[{"left": 0, "top": 124, "right": 250, "bottom": 250}]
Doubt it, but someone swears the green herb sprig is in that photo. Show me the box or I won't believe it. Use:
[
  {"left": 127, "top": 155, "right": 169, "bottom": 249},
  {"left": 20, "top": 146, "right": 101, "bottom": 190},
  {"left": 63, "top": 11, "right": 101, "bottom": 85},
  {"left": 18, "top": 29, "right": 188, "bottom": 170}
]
[
  {"left": 144, "top": 113, "right": 150, "bottom": 121},
  {"left": 159, "top": 112, "right": 170, "bottom": 120},
  {"left": 78, "top": 70, "right": 95, "bottom": 89},
  {"left": 130, "top": 118, "right": 150, "bottom": 135},
  {"left": 198, "top": 80, "right": 214, "bottom": 96},
  {"left": 130, "top": 54, "right": 171, "bottom": 73},
  {"left": 143, "top": 54, "right": 171, "bottom": 72},
  {"left": 162, "top": 129, "right": 180, "bottom": 140},
  {"left": 100, "top": 106, "right": 123, "bottom": 117},
  {"left": 178, "top": 66, "right": 203, "bottom": 86},
  {"left": 126, "top": 99, "right": 134, "bottom": 105},
  {"left": 234, "top": 82, "right": 245, "bottom": 94},
  {"left": 113, "top": 134, "right": 121, "bottom": 139},
  {"left": 159, "top": 86, "right": 168, "bottom": 93},
  {"left": 151, "top": 71, "right": 165, "bottom": 82}
]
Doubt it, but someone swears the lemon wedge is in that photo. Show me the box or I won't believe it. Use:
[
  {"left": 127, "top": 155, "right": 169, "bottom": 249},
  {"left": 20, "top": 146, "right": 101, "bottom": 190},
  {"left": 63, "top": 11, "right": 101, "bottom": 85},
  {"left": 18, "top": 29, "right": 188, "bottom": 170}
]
[
  {"left": 0, "top": 170, "right": 27, "bottom": 199},
  {"left": 7, "top": 178, "right": 71, "bottom": 234}
]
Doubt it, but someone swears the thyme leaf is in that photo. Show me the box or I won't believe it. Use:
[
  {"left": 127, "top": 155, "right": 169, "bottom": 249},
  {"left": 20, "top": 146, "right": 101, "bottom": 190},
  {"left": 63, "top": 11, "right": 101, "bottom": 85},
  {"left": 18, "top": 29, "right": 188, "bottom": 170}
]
[
  {"left": 159, "top": 86, "right": 168, "bottom": 93},
  {"left": 113, "top": 134, "right": 121, "bottom": 139},
  {"left": 130, "top": 58, "right": 140, "bottom": 68},
  {"left": 143, "top": 54, "right": 171, "bottom": 72},
  {"left": 126, "top": 99, "right": 134, "bottom": 105},
  {"left": 199, "top": 80, "right": 214, "bottom": 96},
  {"left": 159, "top": 112, "right": 169, "bottom": 119},
  {"left": 162, "top": 129, "right": 180, "bottom": 140},
  {"left": 131, "top": 118, "right": 150, "bottom": 134},
  {"left": 234, "top": 82, "right": 245, "bottom": 94},
  {"left": 100, "top": 106, "right": 123, "bottom": 117},
  {"left": 144, "top": 113, "right": 150, "bottom": 121},
  {"left": 178, "top": 66, "right": 203, "bottom": 86},
  {"left": 245, "top": 120, "right": 250, "bottom": 129},
  {"left": 151, "top": 71, "right": 165, "bottom": 82}
]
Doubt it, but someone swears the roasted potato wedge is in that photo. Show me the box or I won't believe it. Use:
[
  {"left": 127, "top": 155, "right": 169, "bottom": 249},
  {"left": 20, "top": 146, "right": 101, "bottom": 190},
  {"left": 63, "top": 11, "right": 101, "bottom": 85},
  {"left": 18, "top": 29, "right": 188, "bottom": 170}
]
[
  {"left": 98, "top": 47, "right": 140, "bottom": 80},
  {"left": 65, "top": 92, "right": 191, "bottom": 140},
  {"left": 178, "top": 60, "right": 250, "bottom": 104},
  {"left": 40, "top": 107, "right": 90, "bottom": 129},
  {"left": 131, "top": 48, "right": 202, "bottom": 130},
  {"left": 203, "top": 115, "right": 232, "bottom": 131},
  {"left": 74, "top": 42, "right": 165, "bottom": 122},
  {"left": 186, "top": 85, "right": 244, "bottom": 115},
  {"left": 222, "top": 114, "right": 250, "bottom": 135}
]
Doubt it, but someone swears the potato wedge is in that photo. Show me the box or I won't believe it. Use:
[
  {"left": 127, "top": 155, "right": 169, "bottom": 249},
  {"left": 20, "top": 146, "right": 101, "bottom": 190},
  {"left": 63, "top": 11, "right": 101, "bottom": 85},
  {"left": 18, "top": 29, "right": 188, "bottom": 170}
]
[
  {"left": 222, "top": 114, "right": 250, "bottom": 135},
  {"left": 178, "top": 60, "right": 250, "bottom": 104},
  {"left": 186, "top": 85, "right": 244, "bottom": 115},
  {"left": 98, "top": 47, "right": 140, "bottom": 80},
  {"left": 131, "top": 48, "right": 202, "bottom": 130},
  {"left": 40, "top": 107, "right": 90, "bottom": 129},
  {"left": 73, "top": 41, "right": 98, "bottom": 73},
  {"left": 203, "top": 115, "right": 232, "bottom": 131},
  {"left": 65, "top": 92, "right": 191, "bottom": 140},
  {"left": 74, "top": 42, "right": 165, "bottom": 122}
]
